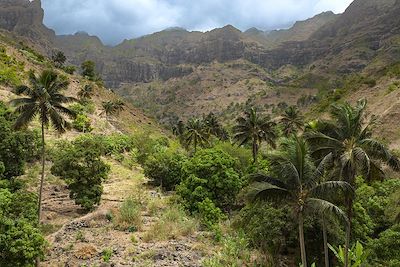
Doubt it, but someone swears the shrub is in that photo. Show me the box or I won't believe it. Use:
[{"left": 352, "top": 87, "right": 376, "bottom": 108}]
[
  {"left": 213, "top": 142, "right": 252, "bottom": 174},
  {"left": 114, "top": 197, "right": 142, "bottom": 230},
  {"left": 63, "top": 65, "right": 76, "bottom": 75},
  {"left": 51, "top": 138, "right": 110, "bottom": 210},
  {"left": 0, "top": 102, "right": 41, "bottom": 179},
  {"left": 233, "top": 202, "right": 290, "bottom": 255},
  {"left": 203, "top": 232, "right": 269, "bottom": 267},
  {"left": 72, "top": 114, "right": 93, "bottom": 133},
  {"left": 142, "top": 205, "right": 197, "bottom": 242},
  {"left": 369, "top": 224, "right": 400, "bottom": 264},
  {"left": 131, "top": 132, "right": 169, "bottom": 164},
  {"left": 177, "top": 148, "right": 243, "bottom": 213},
  {"left": 197, "top": 198, "right": 226, "bottom": 229},
  {"left": 143, "top": 149, "right": 187, "bottom": 191},
  {"left": 0, "top": 188, "right": 45, "bottom": 266}
]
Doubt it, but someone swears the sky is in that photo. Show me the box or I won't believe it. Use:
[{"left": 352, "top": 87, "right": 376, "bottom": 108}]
[{"left": 41, "top": 0, "right": 354, "bottom": 46}]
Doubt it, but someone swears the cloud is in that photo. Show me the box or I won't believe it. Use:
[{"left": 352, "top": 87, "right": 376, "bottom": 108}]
[{"left": 41, "top": 0, "right": 354, "bottom": 45}]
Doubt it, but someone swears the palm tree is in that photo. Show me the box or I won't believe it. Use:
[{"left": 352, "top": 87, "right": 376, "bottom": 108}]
[
  {"left": 246, "top": 136, "right": 353, "bottom": 267},
  {"left": 184, "top": 118, "right": 210, "bottom": 153},
  {"left": 305, "top": 99, "right": 400, "bottom": 267},
  {"left": 204, "top": 112, "right": 228, "bottom": 140},
  {"left": 10, "top": 69, "right": 76, "bottom": 223},
  {"left": 100, "top": 100, "right": 124, "bottom": 119},
  {"left": 77, "top": 84, "right": 94, "bottom": 100},
  {"left": 172, "top": 120, "right": 186, "bottom": 144},
  {"left": 280, "top": 105, "right": 304, "bottom": 137},
  {"left": 233, "top": 107, "right": 277, "bottom": 163}
]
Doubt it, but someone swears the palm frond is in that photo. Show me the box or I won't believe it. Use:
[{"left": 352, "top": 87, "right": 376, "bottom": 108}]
[
  {"left": 306, "top": 198, "right": 348, "bottom": 224},
  {"left": 309, "top": 181, "right": 354, "bottom": 199},
  {"left": 246, "top": 182, "right": 291, "bottom": 203}
]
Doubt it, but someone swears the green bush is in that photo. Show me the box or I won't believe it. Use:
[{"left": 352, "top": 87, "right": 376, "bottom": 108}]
[
  {"left": 197, "top": 198, "right": 226, "bottom": 229},
  {"left": 72, "top": 114, "right": 93, "bottom": 132},
  {"left": 0, "top": 188, "right": 45, "bottom": 266},
  {"left": 143, "top": 149, "right": 187, "bottom": 191},
  {"left": 213, "top": 142, "right": 252, "bottom": 174},
  {"left": 131, "top": 132, "right": 170, "bottom": 164},
  {"left": 0, "top": 102, "right": 40, "bottom": 179},
  {"left": 177, "top": 148, "right": 243, "bottom": 213},
  {"left": 233, "top": 202, "right": 290, "bottom": 255},
  {"left": 62, "top": 65, "right": 76, "bottom": 75},
  {"left": 69, "top": 101, "right": 95, "bottom": 115},
  {"left": 51, "top": 138, "right": 110, "bottom": 210},
  {"left": 369, "top": 224, "right": 400, "bottom": 265},
  {"left": 0, "top": 47, "right": 24, "bottom": 86}
]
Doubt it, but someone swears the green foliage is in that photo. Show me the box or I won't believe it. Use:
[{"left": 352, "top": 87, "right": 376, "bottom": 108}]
[
  {"left": 50, "top": 138, "right": 110, "bottom": 210},
  {"left": 144, "top": 148, "right": 187, "bottom": 191},
  {"left": 196, "top": 198, "right": 226, "bottom": 229},
  {"left": 203, "top": 232, "right": 268, "bottom": 267},
  {"left": 177, "top": 148, "right": 243, "bottom": 214},
  {"left": 0, "top": 46, "right": 24, "bottom": 86},
  {"left": 0, "top": 188, "right": 45, "bottom": 266},
  {"left": 72, "top": 114, "right": 93, "bottom": 133},
  {"left": 0, "top": 102, "right": 40, "bottom": 179},
  {"left": 81, "top": 60, "right": 97, "bottom": 80},
  {"left": 114, "top": 197, "right": 142, "bottom": 230},
  {"left": 102, "top": 248, "right": 113, "bottom": 262},
  {"left": 51, "top": 50, "right": 66, "bottom": 68},
  {"left": 355, "top": 178, "right": 400, "bottom": 236},
  {"left": 234, "top": 202, "right": 290, "bottom": 255},
  {"left": 213, "top": 142, "right": 252, "bottom": 175},
  {"left": 62, "top": 65, "right": 76, "bottom": 75},
  {"left": 369, "top": 224, "right": 400, "bottom": 265},
  {"left": 69, "top": 102, "right": 95, "bottom": 115},
  {"left": 328, "top": 241, "right": 368, "bottom": 267}
]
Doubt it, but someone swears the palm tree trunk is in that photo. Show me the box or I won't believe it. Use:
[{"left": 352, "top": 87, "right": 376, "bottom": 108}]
[
  {"left": 299, "top": 212, "right": 307, "bottom": 267},
  {"left": 36, "top": 123, "right": 45, "bottom": 267},
  {"left": 344, "top": 196, "right": 353, "bottom": 267},
  {"left": 323, "top": 216, "right": 329, "bottom": 267},
  {"left": 344, "top": 219, "right": 351, "bottom": 267},
  {"left": 252, "top": 139, "right": 258, "bottom": 163},
  {"left": 38, "top": 122, "right": 45, "bottom": 223}
]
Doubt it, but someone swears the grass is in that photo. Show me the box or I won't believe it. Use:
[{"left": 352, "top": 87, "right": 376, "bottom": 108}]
[
  {"left": 202, "top": 233, "right": 270, "bottom": 267},
  {"left": 142, "top": 204, "right": 198, "bottom": 242},
  {"left": 102, "top": 248, "right": 113, "bottom": 262},
  {"left": 113, "top": 197, "right": 143, "bottom": 230}
]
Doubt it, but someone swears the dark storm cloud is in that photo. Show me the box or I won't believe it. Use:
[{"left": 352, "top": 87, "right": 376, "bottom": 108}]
[{"left": 41, "top": 0, "right": 353, "bottom": 45}]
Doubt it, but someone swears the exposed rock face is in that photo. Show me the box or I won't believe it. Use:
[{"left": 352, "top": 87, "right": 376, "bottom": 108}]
[
  {"left": 0, "top": 0, "right": 55, "bottom": 42},
  {"left": 1, "top": 0, "right": 399, "bottom": 87}
]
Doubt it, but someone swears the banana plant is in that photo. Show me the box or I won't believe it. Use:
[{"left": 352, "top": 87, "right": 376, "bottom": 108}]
[{"left": 328, "top": 241, "right": 369, "bottom": 267}]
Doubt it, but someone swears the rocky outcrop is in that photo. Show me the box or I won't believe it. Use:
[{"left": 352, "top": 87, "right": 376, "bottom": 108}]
[{"left": 0, "top": 0, "right": 55, "bottom": 42}]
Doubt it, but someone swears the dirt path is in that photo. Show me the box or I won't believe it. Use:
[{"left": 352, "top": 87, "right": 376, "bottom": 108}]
[{"left": 42, "top": 161, "right": 207, "bottom": 267}]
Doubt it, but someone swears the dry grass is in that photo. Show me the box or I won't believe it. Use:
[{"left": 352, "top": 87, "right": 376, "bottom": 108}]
[
  {"left": 112, "top": 197, "right": 143, "bottom": 231},
  {"left": 142, "top": 204, "right": 198, "bottom": 242}
]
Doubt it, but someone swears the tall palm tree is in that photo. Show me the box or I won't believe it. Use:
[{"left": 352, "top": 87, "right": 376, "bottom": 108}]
[
  {"left": 77, "top": 84, "right": 94, "bottom": 100},
  {"left": 10, "top": 69, "right": 76, "bottom": 222},
  {"left": 233, "top": 107, "right": 277, "bottom": 163},
  {"left": 172, "top": 120, "right": 186, "bottom": 144},
  {"left": 280, "top": 105, "right": 304, "bottom": 137},
  {"left": 246, "top": 136, "right": 353, "bottom": 267},
  {"left": 305, "top": 99, "right": 400, "bottom": 267},
  {"left": 204, "top": 112, "right": 228, "bottom": 140},
  {"left": 184, "top": 118, "right": 210, "bottom": 153}
]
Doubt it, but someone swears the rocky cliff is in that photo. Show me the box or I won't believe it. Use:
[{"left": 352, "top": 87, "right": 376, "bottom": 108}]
[{"left": 0, "top": 0, "right": 55, "bottom": 48}]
